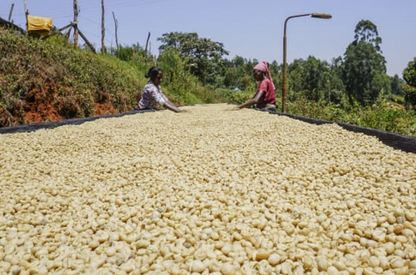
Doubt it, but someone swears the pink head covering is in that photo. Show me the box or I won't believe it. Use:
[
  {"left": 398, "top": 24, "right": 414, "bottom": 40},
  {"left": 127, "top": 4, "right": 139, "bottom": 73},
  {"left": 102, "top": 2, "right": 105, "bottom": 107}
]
[{"left": 254, "top": 61, "right": 275, "bottom": 89}]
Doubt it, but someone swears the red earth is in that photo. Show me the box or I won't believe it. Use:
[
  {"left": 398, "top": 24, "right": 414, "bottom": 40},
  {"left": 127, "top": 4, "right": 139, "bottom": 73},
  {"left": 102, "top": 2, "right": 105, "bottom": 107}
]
[{"left": 0, "top": 83, "right": 119, "bottom": 128}]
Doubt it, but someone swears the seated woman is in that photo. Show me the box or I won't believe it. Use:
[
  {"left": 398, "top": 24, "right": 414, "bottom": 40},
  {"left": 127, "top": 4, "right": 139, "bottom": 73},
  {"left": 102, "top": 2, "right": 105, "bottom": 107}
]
[
  {"left": 135, "top": 66, "right": 182, "bottom": 113},
  {"left": 236, "top": 61, "right": 276, "bottom": 112}
]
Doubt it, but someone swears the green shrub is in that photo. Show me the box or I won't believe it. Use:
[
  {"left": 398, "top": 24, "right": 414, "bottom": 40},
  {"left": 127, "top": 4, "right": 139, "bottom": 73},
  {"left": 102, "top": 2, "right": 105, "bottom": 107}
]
[
  {"left": 214, "top": 88, "right": 252, "bottom": 105},
  {"left": 289, "top": 94, "right": 416, "bottom": 137}
]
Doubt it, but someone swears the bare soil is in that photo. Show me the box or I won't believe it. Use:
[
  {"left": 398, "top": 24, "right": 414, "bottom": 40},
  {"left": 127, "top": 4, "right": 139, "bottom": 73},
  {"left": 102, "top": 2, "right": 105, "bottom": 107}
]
[{"left": 0, "top": 83, "right": 118, "bottom": 128}]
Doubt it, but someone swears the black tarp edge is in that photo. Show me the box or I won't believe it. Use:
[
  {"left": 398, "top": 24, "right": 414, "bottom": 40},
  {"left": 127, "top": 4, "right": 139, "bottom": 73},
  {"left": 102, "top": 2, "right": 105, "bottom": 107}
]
[
  {"left": 271, "top": 111, "right": 416, "bottom": 154},
  {"left": 0, "top": 109, "right": 156, "bottom": 134}
]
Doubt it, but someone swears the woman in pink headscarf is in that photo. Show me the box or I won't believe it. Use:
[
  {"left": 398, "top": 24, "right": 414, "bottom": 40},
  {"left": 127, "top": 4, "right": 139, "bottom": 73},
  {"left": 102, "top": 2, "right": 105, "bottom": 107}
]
[{"left": 237, "top": 61, "right": 276, "bottom": 111}]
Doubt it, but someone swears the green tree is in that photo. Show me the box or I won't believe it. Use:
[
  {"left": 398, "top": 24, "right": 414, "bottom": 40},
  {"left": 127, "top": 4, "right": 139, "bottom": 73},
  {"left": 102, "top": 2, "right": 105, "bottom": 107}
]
[
  {"left": 287, "top": 59, "right": 305, "bottom": 101},
  {"left": 158, "top": 32, "right": 229, "bottom": 84},
  {"left": 353, "top": 20, "right": 382, "bottom": 52},
  {"left": 222, "top": 56, "right": 248, "bottom": 89},
  {"left": 287, "top": 57, "right": 343, "bottom": 103},
  {"left": 342, "top": 20, "right": 387, "bottom": 105},
  {"left": 403, "top": 57, "right": 416, "bottom": 110},
  {"left": 370, "top": 73, "right": 392, "bottom": 100},
  {"left": 302, "top": 56, "right": 331, "bottom": 101},
  {"left": 391, "top": 74, "right": 404, "bottom": 96}
]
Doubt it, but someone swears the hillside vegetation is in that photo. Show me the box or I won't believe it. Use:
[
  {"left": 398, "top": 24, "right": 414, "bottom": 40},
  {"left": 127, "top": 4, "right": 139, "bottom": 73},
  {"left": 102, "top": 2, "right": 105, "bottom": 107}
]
[
  {"left": 0, "top": 28, "right": 218, "bottom": 127},
  {"left": 0, "top": 28, "right": 141, "bottom": 126}
]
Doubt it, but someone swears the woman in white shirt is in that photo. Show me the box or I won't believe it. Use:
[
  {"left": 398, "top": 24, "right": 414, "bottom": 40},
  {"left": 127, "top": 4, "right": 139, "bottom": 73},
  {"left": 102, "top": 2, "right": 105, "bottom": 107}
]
[{"left": 135, "top": 67, "right": 182, "bottom": 113}]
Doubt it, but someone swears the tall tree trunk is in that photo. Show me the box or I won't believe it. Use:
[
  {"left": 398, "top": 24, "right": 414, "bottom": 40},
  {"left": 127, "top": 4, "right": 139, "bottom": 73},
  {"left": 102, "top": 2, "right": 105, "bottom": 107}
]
[
  {"left": 112, "top": 11, "right": 119, "bottom": 57},
  {"left": 73, "top": 0, "right": 79, "bottom": 48},
  {"left": 101, "top": 0, "right": 105, "bottom": 54}
]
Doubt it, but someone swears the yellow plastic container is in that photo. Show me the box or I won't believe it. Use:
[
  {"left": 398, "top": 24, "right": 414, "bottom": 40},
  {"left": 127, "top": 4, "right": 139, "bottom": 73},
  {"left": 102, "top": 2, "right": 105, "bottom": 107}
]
[{"left": 27, "top": 15, "right": 52, "bottom": 36}]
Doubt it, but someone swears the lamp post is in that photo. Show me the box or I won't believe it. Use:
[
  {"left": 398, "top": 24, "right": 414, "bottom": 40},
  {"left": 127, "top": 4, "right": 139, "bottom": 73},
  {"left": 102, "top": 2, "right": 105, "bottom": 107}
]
[{"left": 282, "top": 13, "right": 332, "bottom": 113}]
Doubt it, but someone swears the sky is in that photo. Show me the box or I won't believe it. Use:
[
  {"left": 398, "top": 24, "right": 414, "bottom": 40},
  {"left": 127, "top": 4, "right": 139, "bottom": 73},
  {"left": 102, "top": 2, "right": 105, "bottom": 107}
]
[{"left": 2, "top": 0, "right": 415, "bottom": 77}]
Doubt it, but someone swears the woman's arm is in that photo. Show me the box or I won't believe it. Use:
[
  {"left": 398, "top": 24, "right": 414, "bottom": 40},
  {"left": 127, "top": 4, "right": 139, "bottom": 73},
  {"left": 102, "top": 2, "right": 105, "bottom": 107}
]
[
  {"left": 153, "top": 87, "right": 181, "bottom": 113},
  {"left": 237, "top": 90, "right": 265, "bottom": 109},
  {"left": 163, "top": 101, "right": 181, "bottom": 113}
]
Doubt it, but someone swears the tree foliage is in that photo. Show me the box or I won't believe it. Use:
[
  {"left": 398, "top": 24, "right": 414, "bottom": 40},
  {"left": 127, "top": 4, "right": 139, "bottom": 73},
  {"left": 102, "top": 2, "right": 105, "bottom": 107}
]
[
  {"left": 286, "top": 57, "right": 344, "bottom": 104},
  {"left": 342, "top": 20, "right": 387, "bottom": 105},
  {"left": 403, "top": 57, "right": 416, "bottom": 110},
  {"left": 391, "top": 74, "right": 404, "bottom": 96},
  {"left": 158, "top": 32, "right": 229, "bottom": 84},
  {"left": 221, "top": 56, "right": 260, "bottom": 90},
  {"left": 353, "top": 20, "right": 382, "bottom": 52}
]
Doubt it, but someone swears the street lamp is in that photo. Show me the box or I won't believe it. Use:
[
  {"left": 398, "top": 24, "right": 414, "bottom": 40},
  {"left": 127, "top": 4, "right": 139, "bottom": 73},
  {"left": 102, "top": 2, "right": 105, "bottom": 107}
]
[{"left": 282, "top": 13, "right": 332, "bottom": 113}]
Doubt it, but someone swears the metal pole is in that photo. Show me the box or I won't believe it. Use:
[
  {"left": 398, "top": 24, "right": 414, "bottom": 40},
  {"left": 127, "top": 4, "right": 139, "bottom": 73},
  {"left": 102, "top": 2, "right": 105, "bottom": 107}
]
[
  {"left": 282, "top": 13, "right": 331, "bottom": 113},
  {"left": 282, "top": 14, "right": 310, "bottom": 113},
  {"left": 282, "top": 22, "right": 287, "bottom": 113}
]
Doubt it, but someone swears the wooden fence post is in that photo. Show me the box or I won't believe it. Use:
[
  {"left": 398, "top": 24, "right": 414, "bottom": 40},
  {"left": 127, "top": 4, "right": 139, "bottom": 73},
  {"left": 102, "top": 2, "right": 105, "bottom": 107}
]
[
  {"left": 144, "top": 32, "right": 151, "bottom": 65},
  {"left": 23, "top": 0, "right": 29, "bottom": 29},
  {"left": 8, "top": 4, "right": 14, "bottom": 22},
  {"left": 77, "top": 28, "right": 96, "bottom": 53},
  {"left": 112, "top": 11, "right": 119, "bottom": 57},
  {"left": 101, "top": 0, "right": 105, "bottom": 54},
  {"left": 73, "top": 0, "right": 79, "bottom": 48}
]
